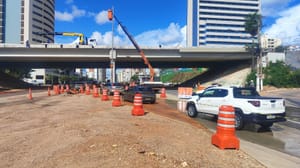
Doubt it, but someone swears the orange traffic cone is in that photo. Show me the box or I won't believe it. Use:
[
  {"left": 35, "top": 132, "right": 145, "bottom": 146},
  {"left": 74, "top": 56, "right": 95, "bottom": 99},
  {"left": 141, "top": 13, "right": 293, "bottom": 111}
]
[
  {"left": 28, "top": 88, "right": 33, "bottom": 100},
  {"left": 48, "top": 87, "right": 51, "bottom": 96},
  {"left": 160, "top": 87, "right": 167, "bottom": 98},
  {"left": 101, "top": 89, "right": 109, "bottom": 101},
  {"left": 211, "top": 105, "right": 239, "bottom": 150},
  {"left": 93, "top": 85, "right": 99, "bottom": 97},
  {"left": 112, "top": 90, "right": 121, "bottom": 107},
  {"left": 132, "top": 93, "right": 144, "bottom": 116}
]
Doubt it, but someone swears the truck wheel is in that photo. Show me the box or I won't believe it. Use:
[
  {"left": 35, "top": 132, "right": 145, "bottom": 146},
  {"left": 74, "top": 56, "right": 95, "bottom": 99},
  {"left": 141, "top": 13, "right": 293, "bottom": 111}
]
[
  {"left": 187, "top": 104, "right": 198, "bottom": 118},
  {"left": 235, "top": 111, "right": 244, "bottom": 130}
]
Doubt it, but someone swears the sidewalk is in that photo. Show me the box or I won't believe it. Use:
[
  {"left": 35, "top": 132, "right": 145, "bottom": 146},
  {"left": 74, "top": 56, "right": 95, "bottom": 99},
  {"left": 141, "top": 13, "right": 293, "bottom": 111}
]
[{"left": 241, "top": 140, "right": 300, "bottom": 168}]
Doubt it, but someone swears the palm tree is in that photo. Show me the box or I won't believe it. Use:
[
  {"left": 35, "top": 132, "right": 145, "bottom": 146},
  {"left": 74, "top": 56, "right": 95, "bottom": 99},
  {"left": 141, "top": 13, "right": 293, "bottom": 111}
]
[
  {"left": 244, "top": 12, "right": 262, "bottom": 71},
  {"left": 244, "top": 12, "right": 263, "bottom": 91}
]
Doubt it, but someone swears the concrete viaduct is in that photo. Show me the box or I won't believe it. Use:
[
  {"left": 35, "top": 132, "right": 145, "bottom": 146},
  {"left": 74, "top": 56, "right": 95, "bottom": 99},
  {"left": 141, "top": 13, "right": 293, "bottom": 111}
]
[{"left": 0, "top": 44, "right": 252, "bottom": 69}]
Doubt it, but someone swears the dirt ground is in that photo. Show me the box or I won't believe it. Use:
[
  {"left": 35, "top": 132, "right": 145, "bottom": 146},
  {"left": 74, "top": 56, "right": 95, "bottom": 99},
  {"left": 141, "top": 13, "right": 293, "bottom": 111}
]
[{"left": 0, "top": 91, "right": 265, "bottom": 168}]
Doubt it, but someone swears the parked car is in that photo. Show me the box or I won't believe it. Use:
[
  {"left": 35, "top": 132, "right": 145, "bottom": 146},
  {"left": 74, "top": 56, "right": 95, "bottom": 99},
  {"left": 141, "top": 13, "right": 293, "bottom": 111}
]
[
  {"left": 102, "top": 83, "right": 125, "bottom": 95},
  {"left": 186, "top": 86, "right": 286, "bottom": 130},
  {"left": 123, "top": 85, "right": 156, "bottom": 104}
]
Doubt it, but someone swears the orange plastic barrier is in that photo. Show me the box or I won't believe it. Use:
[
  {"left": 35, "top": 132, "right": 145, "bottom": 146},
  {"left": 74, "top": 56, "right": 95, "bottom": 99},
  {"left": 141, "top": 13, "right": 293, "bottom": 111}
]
[
  {"left": 160, "top": 87, "right": 167, "bottom": 98},
  {"left": 178, "top": 87, "right": 193, "bottom": 99},
  {"left": 132, "top": 93, "right": 144, "bottom": 116},
  {"left": 211, "top": 105, "right": 240, "bottom": 150},
  {"left": 112, "top": 90, "right": 121, "bottom": 107},
  {"left": 101, "top": 89, "right": 109, "bottom": 101}
]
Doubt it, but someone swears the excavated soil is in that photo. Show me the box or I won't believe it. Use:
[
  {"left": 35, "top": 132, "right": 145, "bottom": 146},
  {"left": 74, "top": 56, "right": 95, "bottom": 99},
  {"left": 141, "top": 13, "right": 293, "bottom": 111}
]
[{"left": 0, "top": 91, "right": 265, "bottom": 168}]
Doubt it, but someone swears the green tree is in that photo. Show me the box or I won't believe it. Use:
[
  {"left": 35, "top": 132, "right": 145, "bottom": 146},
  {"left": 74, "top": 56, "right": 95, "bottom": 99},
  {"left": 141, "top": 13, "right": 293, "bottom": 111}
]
[
  {"left": 244, "top": 12, "right": 262, "bottom": 70},
  {"left": 1, "top": 68, "right": 31, "bottom": 79},
  {"left": 244, "top": 12, "right": 261, "bottom": 37},
  {"left": 263, "top": 61, "right": 292, "bottom": 87}
]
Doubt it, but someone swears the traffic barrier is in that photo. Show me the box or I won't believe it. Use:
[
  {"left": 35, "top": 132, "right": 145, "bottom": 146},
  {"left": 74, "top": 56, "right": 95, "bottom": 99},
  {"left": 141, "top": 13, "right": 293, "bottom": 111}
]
[
  {"left": 101, "top": 89, "right": 109, "bottom": 101},
  {"left": 48, "top": 87, "right": 51, "bottom": 96},
  {"left": 211, "top": 105, "right": 239, "bottom": 150},
  {"left": 112, "top": 90, "right": 121, "bottom": 107},
  {"left": 132, "top": 93, "right": 144, "bottom": 116},
  {"left": 93, "top": 85, "right": 99, "bottom": 97},
  {"left": 28, "top": 88, "right": 33, "bottom": 100},
  {"left": 160, "top": 87, "right": 167, "bottom": 98}
]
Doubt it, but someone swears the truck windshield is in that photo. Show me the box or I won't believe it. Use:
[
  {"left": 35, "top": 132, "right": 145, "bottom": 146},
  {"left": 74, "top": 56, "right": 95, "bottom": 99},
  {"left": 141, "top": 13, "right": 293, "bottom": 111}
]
[{"left": 233, "top": 88, "right": 260, "bottom": 98}]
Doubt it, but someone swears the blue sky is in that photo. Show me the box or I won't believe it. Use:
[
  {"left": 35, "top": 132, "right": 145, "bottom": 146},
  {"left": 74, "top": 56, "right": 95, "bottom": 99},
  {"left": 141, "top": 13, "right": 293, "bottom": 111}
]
[{"left": 55, "top": 0, "right": 300, "bottom": 46}]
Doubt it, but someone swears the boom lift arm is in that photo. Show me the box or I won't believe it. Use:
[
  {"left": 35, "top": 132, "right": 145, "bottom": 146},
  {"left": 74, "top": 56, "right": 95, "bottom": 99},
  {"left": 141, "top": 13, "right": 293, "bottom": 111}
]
[
  {"left": 108, "top": 9, "right": 155, "bottom": 81},
  {"left": 36, "top": 32, "right": 85, "bottom": 45}
]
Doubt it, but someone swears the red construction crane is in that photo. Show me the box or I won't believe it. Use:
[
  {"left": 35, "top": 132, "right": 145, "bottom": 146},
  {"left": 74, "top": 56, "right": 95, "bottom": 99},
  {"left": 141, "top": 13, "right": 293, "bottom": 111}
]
[{"left": 108, "top": 9, "right": 155, "bottom": 81}]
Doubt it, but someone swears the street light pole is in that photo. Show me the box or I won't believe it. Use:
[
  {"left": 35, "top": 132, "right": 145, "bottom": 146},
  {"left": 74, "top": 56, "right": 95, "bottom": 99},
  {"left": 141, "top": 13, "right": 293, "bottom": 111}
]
[
  {"left": 110, "top": 7, "right": 116, "bottom": 83},
  {"left": 256, "top": 21, "right": 263, "bottom": 92}
]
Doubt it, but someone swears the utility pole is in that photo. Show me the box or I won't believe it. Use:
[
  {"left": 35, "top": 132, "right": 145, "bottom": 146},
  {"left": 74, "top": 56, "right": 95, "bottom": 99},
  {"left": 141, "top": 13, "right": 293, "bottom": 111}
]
[
  {"left": 256, "top": 20, "right": 263, "bottom": 92},
  {"left": 110, "top": 7, "right": 116, "bottom": 83}
]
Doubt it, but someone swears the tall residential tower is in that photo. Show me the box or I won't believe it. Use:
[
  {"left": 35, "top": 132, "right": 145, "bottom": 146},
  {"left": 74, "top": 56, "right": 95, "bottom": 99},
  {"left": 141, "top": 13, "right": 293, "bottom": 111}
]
[
  {"left": 0, "top": 0, "right": 55, "bottom": 44},
  {"left": 187, "top": 0, "right": 261, "bottom": 47}
]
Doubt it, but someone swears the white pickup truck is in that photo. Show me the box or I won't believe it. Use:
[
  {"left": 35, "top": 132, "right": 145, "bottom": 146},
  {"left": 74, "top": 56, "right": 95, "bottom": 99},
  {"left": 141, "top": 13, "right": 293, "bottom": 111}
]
[{"left": 186, "top": 86, "right": 286, "bottom": 130}]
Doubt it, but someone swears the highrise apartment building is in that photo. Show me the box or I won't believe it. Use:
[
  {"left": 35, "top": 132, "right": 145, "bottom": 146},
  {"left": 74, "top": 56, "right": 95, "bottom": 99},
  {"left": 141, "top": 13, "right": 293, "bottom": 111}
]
[
  {"left": 0, "top": 0, "right": 55, "bottom": 44},
  {"left": 187, "top": 0, "right": 261, "bottom": 47},
  {"left": 261, "top": 34, "right": 282, "bottom": 52}
]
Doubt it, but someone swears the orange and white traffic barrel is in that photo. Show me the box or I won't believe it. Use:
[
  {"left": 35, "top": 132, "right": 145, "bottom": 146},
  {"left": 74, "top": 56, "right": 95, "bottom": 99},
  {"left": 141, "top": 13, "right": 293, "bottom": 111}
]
[
  {"left": 211, "top": 105, "right": 239, "bottom": 150},
  {"left": 160, "top": 87, "right": 167, "bottom": 98},
  {"left": 132, "top": 93, "right": 144, "bottom": 116},
  {"left": 112, "top": 90, "right": 121, "bottom": 107}
]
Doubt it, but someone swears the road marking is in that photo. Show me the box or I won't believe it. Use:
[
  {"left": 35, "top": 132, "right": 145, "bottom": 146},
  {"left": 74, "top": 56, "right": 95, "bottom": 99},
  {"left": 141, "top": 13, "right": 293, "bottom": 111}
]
[{"left": 287, "top": 119, "right": 300, "bottom": 125}]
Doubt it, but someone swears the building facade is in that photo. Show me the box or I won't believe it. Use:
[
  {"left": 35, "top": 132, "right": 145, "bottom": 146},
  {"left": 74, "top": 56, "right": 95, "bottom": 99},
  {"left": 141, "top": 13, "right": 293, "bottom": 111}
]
[
  {"left": 261, "top": 34, "right": 282, "bottom": 52},
  {"left": 187, "top": 0, "right": 261, "bottom": 47},
  {"left": 0, "top": 0, "right": 55, "bottom": 44}
]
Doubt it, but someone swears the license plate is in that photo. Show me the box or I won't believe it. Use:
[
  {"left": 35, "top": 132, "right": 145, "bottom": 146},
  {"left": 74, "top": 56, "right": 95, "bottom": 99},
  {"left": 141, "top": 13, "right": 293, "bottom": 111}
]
[
  {"left": 267, "top": 115, "right": 276, "bottom": 119},
  {"left": 271, "top": 104, "right": 275, "bottom": 108}
]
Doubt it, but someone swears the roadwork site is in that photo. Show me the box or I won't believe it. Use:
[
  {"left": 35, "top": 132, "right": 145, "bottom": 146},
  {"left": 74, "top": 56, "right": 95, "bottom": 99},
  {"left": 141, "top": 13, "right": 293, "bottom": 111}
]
[{"left": 0, "top": 90, "right": 265, "bottom": 168}]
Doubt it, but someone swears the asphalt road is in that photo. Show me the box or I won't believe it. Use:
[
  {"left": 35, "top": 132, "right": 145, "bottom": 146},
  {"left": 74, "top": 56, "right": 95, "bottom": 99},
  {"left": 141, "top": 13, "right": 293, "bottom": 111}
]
[{"left": 166, "top": 89, "right": 300, "bottom": 152}]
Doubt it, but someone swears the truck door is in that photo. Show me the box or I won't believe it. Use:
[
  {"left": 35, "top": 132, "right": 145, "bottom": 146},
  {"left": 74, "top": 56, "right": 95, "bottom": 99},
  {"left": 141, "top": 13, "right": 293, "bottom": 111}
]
[{"left": 196, "top": 88, "right": 228, "bottom": 115}]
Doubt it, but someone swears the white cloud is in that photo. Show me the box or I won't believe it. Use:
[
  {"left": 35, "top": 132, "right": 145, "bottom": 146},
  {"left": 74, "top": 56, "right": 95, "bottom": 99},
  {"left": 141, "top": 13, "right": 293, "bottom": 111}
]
[
  {"left": 55, "top": 5, "right": 86, "bottom": 22},
  {"left": 64, "top": 23, "right": 186, "bottom": 48},
  {"left": 262, "top": 0, "right": 293, "bottom": 17},
  {"left": 95, "top": 10, "right": 110, "bottom": 25},
  {"left": 135, "top": 23, "right": 186, "bottom": 47},
  {"left": 65, "top": 0, "right": 73, "bottom": 4},
  {"left": 264, "top": 4, "right": 300, "bottom": 45},
  {"left": 89, "top": 31, "right": 129, "bottom": 47},
  {"left": 55, "top": 11, "right": 73, "bottom": 21}
]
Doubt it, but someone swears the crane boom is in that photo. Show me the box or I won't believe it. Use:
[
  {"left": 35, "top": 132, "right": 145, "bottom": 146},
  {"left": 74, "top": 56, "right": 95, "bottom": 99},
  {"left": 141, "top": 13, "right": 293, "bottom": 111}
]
[
  {"left": 36, "top": 32, "right": 85, "bottom": 45},
  {"left": 108, "top": 9, "right": 155, "bottom": 81}
]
